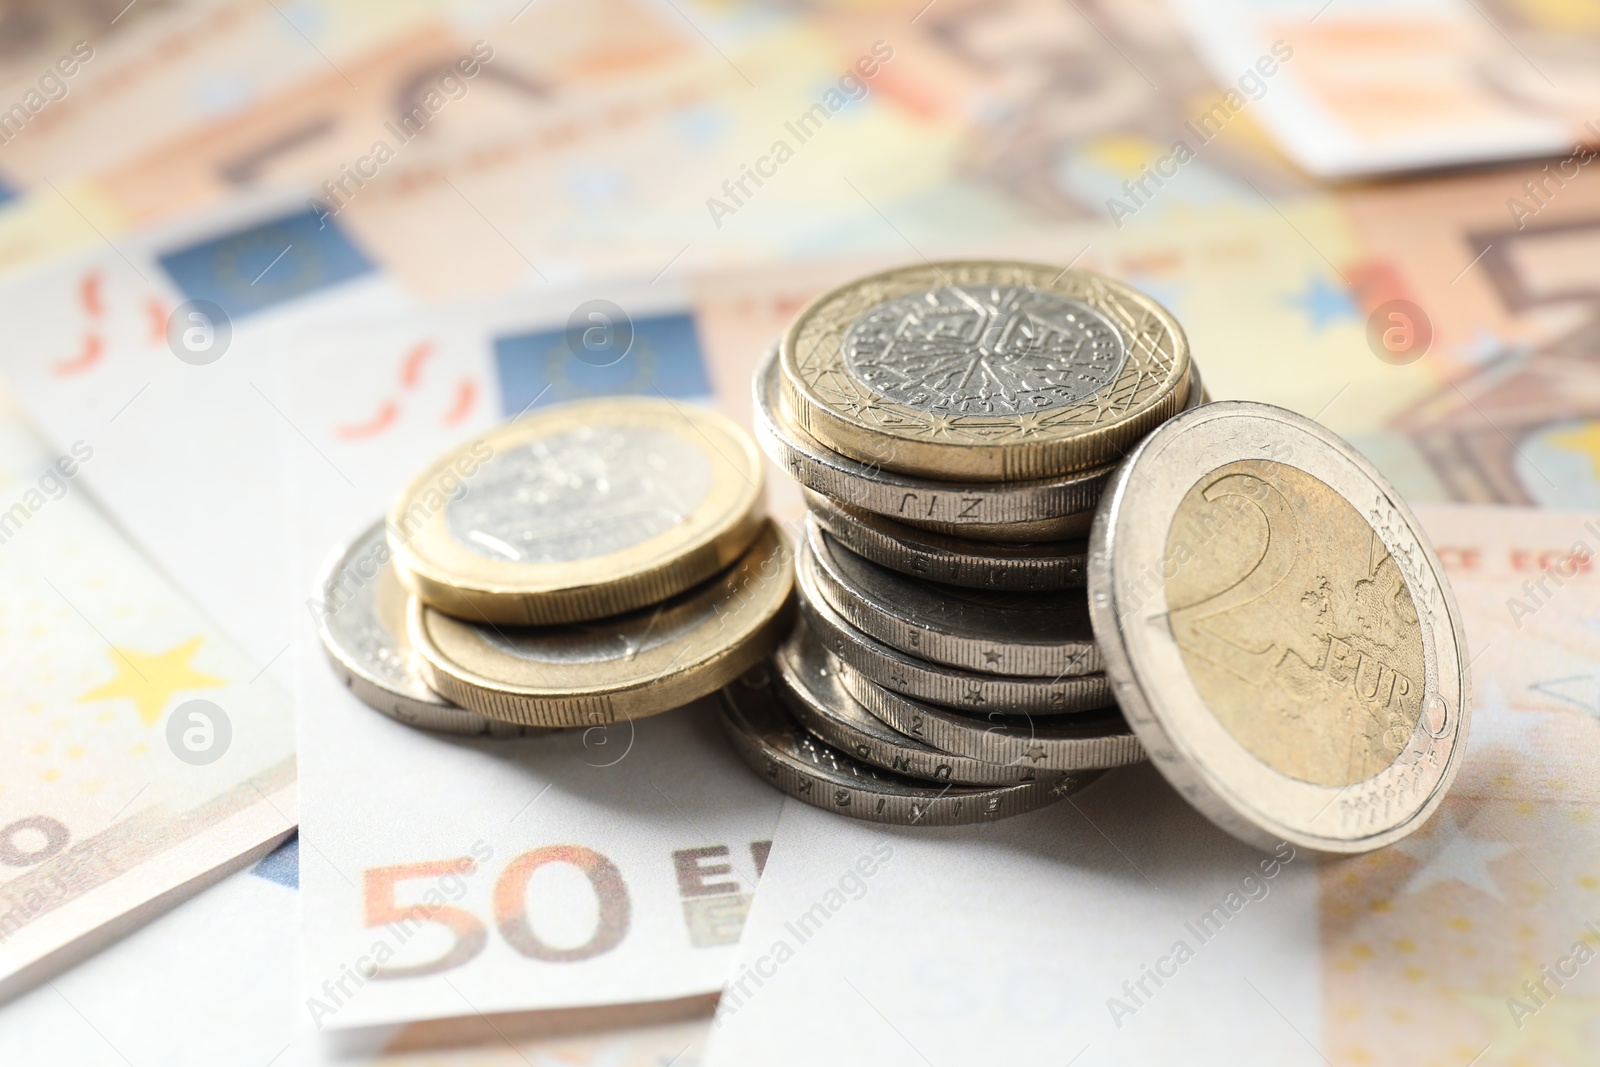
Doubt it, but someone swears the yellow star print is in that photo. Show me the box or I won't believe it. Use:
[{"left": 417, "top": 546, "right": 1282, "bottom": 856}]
[
  {"left": 77, "top": 636, "right": 226, "bottom": 725},
  {"left": 1550, "top": 420, "right": 1600, "bottom": 480}
]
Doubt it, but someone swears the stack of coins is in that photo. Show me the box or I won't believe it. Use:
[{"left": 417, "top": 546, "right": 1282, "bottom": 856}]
[
  {"left": 719, "top": 260, "right": 1202, "bottom": 824},
  {"left": 316, "top": 397, "right": 795, "bottom": 734}
]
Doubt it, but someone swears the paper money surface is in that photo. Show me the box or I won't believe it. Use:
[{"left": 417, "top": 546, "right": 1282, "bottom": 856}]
[
  {"left": 284, "top": 296, "right": 782, "bottom": 1028},
  {"left": 702, "top": 503, "right": 1600, "bottom": 1067},
  {"left": 0, "top": 384, "right": 295, "bottom": 1002},
  {"left": 0, "top": 836, "right": 717, "bottom": 1067},
  {"left": 1171, "top": 0, "right": 1600, "bottom": 177}
]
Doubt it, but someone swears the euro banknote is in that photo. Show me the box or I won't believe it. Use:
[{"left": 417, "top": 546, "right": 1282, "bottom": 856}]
[
  {"left": 0, "top": 384, "right": 295, "bottom": 1003},
  {"left": 1171, "top": 0, "right": 1600, "bottom": 178},
  {"left": 703, "top": 503, "right": 1600, "bottom": 1067}
]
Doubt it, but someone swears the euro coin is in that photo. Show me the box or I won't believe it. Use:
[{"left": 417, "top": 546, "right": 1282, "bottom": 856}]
[
  {"left": 314, "top": 520, "right": 546, "bottom": 737},
  {"left": 410, "top": 523, "right": 794, "bottom": 727},
  {"left": 805, "top": 488, "right": 1088, "bottom": 591},
  {"left": 389, "top": 397, "right": 765, "bottom": 625},
  {"left": 804, "top": 519, "right": 1100, "bottom": 677},
  {"left": 779, "top": 261, "right": 1190, "bottom": 479},
  {"left": 1089, "top": 401, "right": 1471, "bottom": 853},
  {"left": 754, "top": 345, "right": 1112, "bottom": 540},
  {"left": 717, "top": 665, "right": 1097, "bottom": 825},
  {"left": 797, "top": 542, "right": 1112, "bottom": 714},
  {"left": 833, "top": 654, "right": 1144, "bottom": 773},
  {"left": 774, "top": 623, "right": 1058, "bottom": 786}
]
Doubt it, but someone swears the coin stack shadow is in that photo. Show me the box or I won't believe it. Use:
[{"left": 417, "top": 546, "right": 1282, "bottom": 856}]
[
  {"left": 715, "top": 272, "right": 1208, "bottom": 825},
  {"left": 316, "top": 397, "right": 795, "bottom": 736}
]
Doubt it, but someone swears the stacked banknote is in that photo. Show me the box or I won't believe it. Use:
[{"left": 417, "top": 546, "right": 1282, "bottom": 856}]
[
  {"left": 725, "top": 260, "right": 1206, "bottom": 824},
  {"left": 314, "top": 396, "right": 794, "bottom": 733}
]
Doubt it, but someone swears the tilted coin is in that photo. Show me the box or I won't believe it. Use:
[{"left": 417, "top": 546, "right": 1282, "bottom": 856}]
[
  {"left": 1089, "top": 401, "right": 1471, "bottom": 853},
  {"left": 754, "top": 344, "right": 1110, "bottom": 540},
  {"left": 805, "top": 520, "right": 1100, "bottom": 677},
  {"left": 410, "top": 523, "right": 794, "bottom": 727},
  {"left": 805, "top": 488, "right": 1087, "bottom": 591},
  {"left": 797, "top": 543, "right": 1113, "bottom": 714},
  {"left": 315, "top": 520, "right": 546, "bottom": 737},
  {"left": 389, "top": 397, "right": 766, "bottom": 625},
  {"left": 833, "top": 654, "right": 1144, "bottom": 772},
  {"left": 779, "top": 261, "right": 1190, "bottom": 479},
  {"left": 774, "top": 623, "right": 1058, "bottom": 786},
  {"left": 717, "top": 664, "right": 1098, "bottom": 825}
]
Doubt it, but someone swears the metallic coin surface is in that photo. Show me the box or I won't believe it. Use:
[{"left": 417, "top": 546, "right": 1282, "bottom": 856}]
[
  {"left": 797, "top": 542, "right": 1112, "bottom": 714},
  {"left": 754, "top": 346, "right": 1112, "bottom": 536},
  {"left": 805, "top": 488, "right": 1088, "bottom": 591},
  {"left": 833, "top": 655, "right": 1144, "bottom": 772},
  {"left": 1089, "top": 401, "right": 1471, "bottom": 853},
  {"left": 389, "top": 397, "right": 765, "bottom": 625},
  {"left": 780, "top": 261, "right": 1190, "bottom": 479},
  {"left": 805, "top": 520, "right": 1100, "bottom": 677},
  {"left": 717, "top": 664, "right": 1097, "bottom": 825},
  {"left": 774, "top": 623, "right": 1057, "bottom": 786},
  {"left": 410, "top": 523, "right": 794, "bottom": 727},
  {"left": 315, "top": 521, "right": 545, "bottom": 737}
]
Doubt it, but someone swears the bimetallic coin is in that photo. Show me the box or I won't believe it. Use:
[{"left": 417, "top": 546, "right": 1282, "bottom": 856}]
[
  {"left": 805, "top": 488, "right": 1087, "bottom": 591},
  {"left": 780, "top": 261, "right": 1190, "bottom": 479},
  {"left": 805, "top": 520, "right": 1100, "bottom": 677},
  {"left": 411, "top": 523, "right": 794, "bottom": 727},
  {"left": 717, "top": 665, "right": 1097, "bottom": 825},
  {"left": 774, "top": 623, "right": 1057, "bottom": 786},
  {"left": 797, "top": 543, "right": 1112, "bottom": 714},
  {"left": 315, "top": 521, "right": 545, "bottom": 737},
  {"left": 754, "top": 346, "right": 1112, "bottom": 539},
  {"left": 389, "top": 397, "right": 766, "bottom": 625},
  {"left": 833, "top": 655, "right": 1144, "bottom": 772},
  {"left": 1089, "top": 401, "right": 1471, "bottom": 853}
]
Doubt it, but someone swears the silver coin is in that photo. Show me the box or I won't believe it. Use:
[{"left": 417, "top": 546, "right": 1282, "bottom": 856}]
[
  {"left": 797, "top": 542, "right": 1113, "bottom": 714},
  {"left": 832, "top": 653, "right": 1145, "bottom": 772},
  {"left": 843, "top": 285, "right": 1129, "bottom": 415},
  {"left": 805, "top": 488, "right": 1088, "bottom": 591},
  {"left": 805, "top": 519, "right": 1100, "bottom": 677},
  {"left": 774, "top": 623, "right": 1059, "bottom": 786},
  {"left": 753, "top": 345, "right": 1112, "bottom": 533},
  {"left": 717, "top": 664, "right": 1098, "bottom": 825},
  {"left": 315, "top": 520, "right": 545, "bottom": 737},
  {"left": 1089, "top": 401, "right": 1471, "bottom": 853}
]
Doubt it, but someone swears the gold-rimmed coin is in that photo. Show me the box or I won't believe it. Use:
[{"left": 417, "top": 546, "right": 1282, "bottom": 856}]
[
  {"left": 389, "top": 397, "right": 766, "bottom": 624},
  {"left": 409, "top": 523, "right": 794, "bottom": 727},
  {"left": 779, "top": 261, "right": 1189, "bottom": 480}
]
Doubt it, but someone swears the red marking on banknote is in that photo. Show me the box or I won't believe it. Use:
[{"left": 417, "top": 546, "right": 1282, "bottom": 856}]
[
  {"left": 1346, "top": 260, "right": 1414, "bottom": 317},
  {"left": 80, "top": 272, "right": 103, "bottom": 317},
  {"left": 441, "top": 378, "right": 476, "bottom": 426},
  {"left": 335, "top": 400, "right": 399, "bottom": 440},
  {"left": 400, "top": 341, "right": 435, "bottom": 388},
  {"left": 146, "top": 298, "right": 168, "bottom": 345},
  {"left": 53, "top": 334, "right": 103, "bottom": 376}
]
